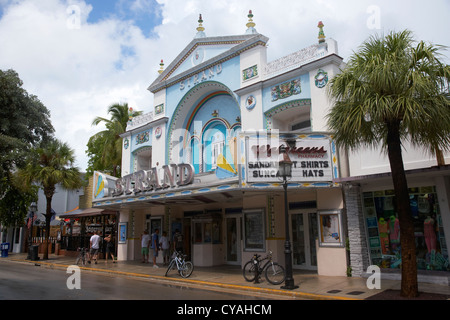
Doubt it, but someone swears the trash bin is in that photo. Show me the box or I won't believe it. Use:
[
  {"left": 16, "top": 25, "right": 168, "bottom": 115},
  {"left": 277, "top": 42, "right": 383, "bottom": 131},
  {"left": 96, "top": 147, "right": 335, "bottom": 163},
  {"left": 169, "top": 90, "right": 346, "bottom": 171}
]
[
  {"left": 1, "top": 243, "right": 10, "bottom": 257},
  {"left": 29, "top": 245, "right": 39, "bottom": 261}
]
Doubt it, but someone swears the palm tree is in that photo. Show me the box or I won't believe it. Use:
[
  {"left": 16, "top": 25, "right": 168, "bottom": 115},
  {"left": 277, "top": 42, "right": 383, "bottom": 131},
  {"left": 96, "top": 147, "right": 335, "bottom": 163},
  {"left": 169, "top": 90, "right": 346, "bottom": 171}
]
[
  {"left": 327, "top": 30, "right": 450, "bottom": 298},
  {"left": 18, "top": 139, "right": 83, "bottom": 260},
  {"left": 89, "top": 103, "right": 142, "bottom": 177}
]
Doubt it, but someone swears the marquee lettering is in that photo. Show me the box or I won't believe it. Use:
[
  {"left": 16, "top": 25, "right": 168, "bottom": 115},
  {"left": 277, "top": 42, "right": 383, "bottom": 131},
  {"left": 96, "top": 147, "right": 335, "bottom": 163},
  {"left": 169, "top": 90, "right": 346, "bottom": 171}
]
[
  {"left": 180, "top": 63, "right": 223, "bottom": 90},
  {"left": 112, "top": 163, "right": 195, "bottom": 197},
  {"left": 251, "top": 144, "right": 328, "bottom": 158}
]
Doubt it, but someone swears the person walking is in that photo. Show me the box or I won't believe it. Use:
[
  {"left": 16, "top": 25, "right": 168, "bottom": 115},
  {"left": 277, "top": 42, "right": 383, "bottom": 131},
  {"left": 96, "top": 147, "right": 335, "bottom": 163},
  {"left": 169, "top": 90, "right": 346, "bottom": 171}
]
[
  {"left": 151, "top": 229, "right": 160, "bottom": 268},
  {"left": 159, "top": 231, "right": 170, "bottom": 265},
  {"left": 104, "top": 233, "right": 116, "bottom": 263},
  {"left": 89, "top": 231, "right": 101, "bottom": 264},
  {"left": 141, "top": 230, "right": 151, "bottom": 263}
]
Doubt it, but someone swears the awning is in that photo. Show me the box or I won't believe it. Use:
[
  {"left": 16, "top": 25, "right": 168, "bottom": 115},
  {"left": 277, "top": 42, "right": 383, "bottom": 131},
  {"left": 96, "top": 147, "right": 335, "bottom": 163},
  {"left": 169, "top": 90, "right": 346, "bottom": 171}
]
[{"left": 58, "top": 208, "right": 118, "bottom": 219}]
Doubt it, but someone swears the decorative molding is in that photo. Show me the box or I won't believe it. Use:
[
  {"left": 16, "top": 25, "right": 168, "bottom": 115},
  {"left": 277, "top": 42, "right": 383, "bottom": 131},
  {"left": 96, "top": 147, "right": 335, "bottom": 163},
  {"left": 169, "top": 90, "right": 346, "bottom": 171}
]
[
  {"left": 271, "top": 78, "right": 301, "bottom": 101},
  {"left": 315, "top": 69, "right": 328, "bottom": 88},
  {"left": 126, "top": 112, "right": 154, "bottom": 131},
  {"left": 135, "top": 131, "right": 150, "bottom": 145},
  {"left": 155, "top": 126, "right": 162, "bottom": 139},
  {"left": 264, "top": 44, "right": 322, "bottom": 78},
  {"left": 242, "top": 65, "right": 258, "bottom": 81},
  {"left": 155, "top": 104, "right": 164, "bottom": 115},
  {"left": 148, "top": 34, "right": 269, "bottom": 93},
  {"left": 245, "top": 95, "right": 256, "bottom": 110},
  {"left": 162, "top": 40, "right": 245, "bottom": 82}
]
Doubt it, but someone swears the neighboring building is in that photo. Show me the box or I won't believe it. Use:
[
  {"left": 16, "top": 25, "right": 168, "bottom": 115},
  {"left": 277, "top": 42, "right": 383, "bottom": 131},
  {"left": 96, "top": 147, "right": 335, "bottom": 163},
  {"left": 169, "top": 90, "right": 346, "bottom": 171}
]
[
  {"left": 92, "top": 13, "right": 349, "bottom": 276},
  {"left": 0, "top": 181, "right": 84, "bottom": 254},
  {"left": 340, "top": 137, "right": 450, "bottom": 278}
]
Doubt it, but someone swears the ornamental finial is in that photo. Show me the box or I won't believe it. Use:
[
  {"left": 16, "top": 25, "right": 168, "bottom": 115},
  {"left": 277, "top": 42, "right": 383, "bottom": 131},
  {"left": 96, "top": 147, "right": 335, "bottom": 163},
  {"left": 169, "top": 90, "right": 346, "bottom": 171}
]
[
  {"left": 197, "top": 14, "right": 205, "bottom": 32},
  {"left": 245, "top": 10, "right": 257, "bottom": 34},
  {"left": 158, "top": 59, "right": 164, "bottom": 74},
  {"left": 318, "top": 21, "right": 325, "bottom": 43},
  {"left": 195, "top": 14, "right": 206, "bottom": 38},
  {"left": 246, "top": 10, "right": 255, "bottom": 28}
]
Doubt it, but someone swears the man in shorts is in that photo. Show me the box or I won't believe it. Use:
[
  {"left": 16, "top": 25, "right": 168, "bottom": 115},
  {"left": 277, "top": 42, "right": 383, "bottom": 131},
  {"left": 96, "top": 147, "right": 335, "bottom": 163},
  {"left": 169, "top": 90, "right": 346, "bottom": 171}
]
[
  {"left": 89, "top": 231, "right": 101, "bottom": 264},
  {"left": 141, "top": 230, "right": 151, "bottom": 263}
]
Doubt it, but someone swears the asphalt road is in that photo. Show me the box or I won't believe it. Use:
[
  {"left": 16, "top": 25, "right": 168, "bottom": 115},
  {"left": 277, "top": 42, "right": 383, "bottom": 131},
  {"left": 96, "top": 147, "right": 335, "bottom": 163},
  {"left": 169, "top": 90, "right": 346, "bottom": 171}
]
[{"left": 0, "top": 261, "right": 273, "bottom": 301}]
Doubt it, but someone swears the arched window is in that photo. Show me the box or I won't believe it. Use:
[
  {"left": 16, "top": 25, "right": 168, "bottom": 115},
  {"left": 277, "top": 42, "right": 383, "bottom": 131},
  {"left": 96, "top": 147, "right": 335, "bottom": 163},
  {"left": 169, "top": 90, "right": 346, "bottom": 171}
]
[
  {"left": 133, "top": 147, "right": 152, "bottom": 172},
  {"left": 202, "top": 123, "right": 226, "bottom": 172}
]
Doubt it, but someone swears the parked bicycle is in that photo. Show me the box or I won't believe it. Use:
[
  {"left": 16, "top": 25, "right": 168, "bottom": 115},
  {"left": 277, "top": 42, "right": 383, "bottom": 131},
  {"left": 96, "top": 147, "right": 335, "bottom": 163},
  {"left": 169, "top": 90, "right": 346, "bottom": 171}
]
[
  {"left": 75, "top": 247, "right": 88, "bottom": 266},
  {"left": 165, "top": 250, "right": 194, "bottom": 278},
  {"left": 243, "top": 250, "right": 285, "bottom": 285}
]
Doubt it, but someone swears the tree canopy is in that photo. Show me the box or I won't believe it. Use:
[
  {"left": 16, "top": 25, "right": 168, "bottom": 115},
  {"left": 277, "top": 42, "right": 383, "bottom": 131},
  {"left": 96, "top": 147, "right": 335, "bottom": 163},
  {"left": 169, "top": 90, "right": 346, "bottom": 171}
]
[
  {"left": 327, "top": 30, "right": 450, "bottom": 154},
  {"left": 0, "top": 69, "right": 54, "bottom": 226},
  {"left": 0, "top": 69, "right": 54, "bottom": 178},
  {"left": 86, "top": 103, "right": 142, "bottom": 177},
  {"left": 18, "top": 138, "right": 83, "bottom": 259}
]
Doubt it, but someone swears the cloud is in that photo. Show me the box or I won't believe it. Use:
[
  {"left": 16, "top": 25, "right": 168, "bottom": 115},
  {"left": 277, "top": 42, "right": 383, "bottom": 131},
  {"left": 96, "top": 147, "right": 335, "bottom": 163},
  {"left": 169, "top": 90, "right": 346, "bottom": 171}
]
[{"left": 0, "top": 0, "right": 449, "bottom": 172}]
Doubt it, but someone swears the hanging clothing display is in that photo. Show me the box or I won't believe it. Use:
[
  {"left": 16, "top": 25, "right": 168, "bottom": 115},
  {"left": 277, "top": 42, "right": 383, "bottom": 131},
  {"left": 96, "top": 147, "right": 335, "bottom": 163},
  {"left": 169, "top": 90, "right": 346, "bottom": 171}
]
[
  {"left": 378, "top": 218, "right": 389, "bottom": 254},
  {"left": 424, "top": 217, "right": 437, "bottom": 253},
  {"left": 389, "top": 216, "right": 400, "bottom": 251}
]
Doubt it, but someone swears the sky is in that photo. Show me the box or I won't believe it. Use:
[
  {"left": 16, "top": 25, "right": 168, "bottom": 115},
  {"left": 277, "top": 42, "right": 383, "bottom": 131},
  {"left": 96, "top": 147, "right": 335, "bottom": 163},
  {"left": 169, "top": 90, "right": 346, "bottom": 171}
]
[{"left": 0, "top": 0, "right": 449, "bottom": 172}]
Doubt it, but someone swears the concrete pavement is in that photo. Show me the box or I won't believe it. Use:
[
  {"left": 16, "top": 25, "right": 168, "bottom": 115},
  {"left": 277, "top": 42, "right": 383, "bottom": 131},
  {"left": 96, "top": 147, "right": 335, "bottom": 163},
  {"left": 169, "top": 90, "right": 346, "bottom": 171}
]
[{"left": 2, "top": 252, "right": 450, "bottom": 300}]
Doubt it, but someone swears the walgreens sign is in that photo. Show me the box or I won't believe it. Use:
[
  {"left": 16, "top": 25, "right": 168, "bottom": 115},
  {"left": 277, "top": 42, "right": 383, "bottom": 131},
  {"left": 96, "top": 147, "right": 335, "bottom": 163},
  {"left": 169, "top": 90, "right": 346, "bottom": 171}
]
[{"left": 245, "top": 136, "right": 334, "bottom": 183}]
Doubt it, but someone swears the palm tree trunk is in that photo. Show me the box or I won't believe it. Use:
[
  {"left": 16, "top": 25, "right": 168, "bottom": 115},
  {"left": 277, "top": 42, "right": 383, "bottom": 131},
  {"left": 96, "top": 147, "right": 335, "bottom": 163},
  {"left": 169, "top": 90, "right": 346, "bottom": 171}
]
[
  {"left": 43, "top": 195, "right": 52, "bottom": 260},
  {"left": 386, "top": 120, "right": 419, "bottom": 298},
  {"left": 435, "top": 148, "right": 445, "bottom": 166}
]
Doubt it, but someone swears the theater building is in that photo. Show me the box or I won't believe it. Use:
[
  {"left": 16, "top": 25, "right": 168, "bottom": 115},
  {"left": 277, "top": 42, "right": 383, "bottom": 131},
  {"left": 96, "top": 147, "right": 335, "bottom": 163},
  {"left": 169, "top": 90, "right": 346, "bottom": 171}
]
[{"left": 92, "top": 13, "right": 349, "bottom": 276}]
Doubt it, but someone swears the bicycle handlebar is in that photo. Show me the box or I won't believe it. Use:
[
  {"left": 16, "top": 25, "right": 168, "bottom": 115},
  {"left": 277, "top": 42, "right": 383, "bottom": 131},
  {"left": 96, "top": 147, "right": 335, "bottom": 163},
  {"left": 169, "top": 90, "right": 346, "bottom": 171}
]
[{"left": 252, "top": 250, "right": 273, "bottom": 262}]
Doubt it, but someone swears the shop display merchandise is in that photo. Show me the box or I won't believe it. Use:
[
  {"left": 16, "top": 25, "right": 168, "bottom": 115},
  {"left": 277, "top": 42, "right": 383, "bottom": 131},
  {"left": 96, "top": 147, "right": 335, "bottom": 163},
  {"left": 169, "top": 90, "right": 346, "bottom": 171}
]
[{"left": 363, "top": 187, "right": 449, "bottom": 271}]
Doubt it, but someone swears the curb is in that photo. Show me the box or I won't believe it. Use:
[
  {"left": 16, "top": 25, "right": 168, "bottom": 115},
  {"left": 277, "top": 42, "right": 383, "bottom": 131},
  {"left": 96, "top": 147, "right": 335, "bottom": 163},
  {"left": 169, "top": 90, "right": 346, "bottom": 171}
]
[{"left": 5, "top": 257, "right": 361, "bottom": 300}]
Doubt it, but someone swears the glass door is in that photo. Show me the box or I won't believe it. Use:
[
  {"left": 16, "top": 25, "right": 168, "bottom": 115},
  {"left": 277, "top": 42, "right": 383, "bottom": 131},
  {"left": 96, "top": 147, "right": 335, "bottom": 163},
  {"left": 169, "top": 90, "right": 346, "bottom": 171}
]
[
  {"left": 226, "top": 216, "right": 241, "bottom": 265},
  {"left": 291, "top": 212, "right": 318, "bottom": 270}
]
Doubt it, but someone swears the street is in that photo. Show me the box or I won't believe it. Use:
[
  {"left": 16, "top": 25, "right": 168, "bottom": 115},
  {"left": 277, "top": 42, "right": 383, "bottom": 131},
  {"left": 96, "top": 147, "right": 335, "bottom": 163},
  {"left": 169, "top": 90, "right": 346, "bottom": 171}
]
[{"left": 0, "top": 261, "right": 274, "bottom": 301}]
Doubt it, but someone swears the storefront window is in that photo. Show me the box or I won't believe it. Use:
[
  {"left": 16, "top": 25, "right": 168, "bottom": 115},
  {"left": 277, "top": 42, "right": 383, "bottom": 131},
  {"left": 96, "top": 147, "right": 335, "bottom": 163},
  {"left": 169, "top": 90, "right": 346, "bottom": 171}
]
[
  {"left": 243, "top": 209, "right": 265, "bottom": 251},
  {"left": 363, "top": 186, "right": 449, "bottom": 271},
  {"left": 193, "top": 219, "right": 221, "bottom": 244},
  {"left": 318, "top": 210, "right": 344, "bottom": 247}
]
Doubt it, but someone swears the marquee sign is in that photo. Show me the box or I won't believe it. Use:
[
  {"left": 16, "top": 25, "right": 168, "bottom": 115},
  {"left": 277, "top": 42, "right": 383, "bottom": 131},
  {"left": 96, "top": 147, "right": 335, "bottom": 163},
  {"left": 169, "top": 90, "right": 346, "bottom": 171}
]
[
  {"left": 112, "top": 163, "right": 195, "bottom": 197},
  {"left": 245, "top": 136, "right": 334, "bottom": 183}
]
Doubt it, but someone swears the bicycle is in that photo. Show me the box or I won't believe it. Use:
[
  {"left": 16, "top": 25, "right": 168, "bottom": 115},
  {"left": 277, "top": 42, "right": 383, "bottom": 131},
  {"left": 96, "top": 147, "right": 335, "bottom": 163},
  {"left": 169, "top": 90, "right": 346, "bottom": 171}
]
[
  {"left": 75, "top": 247, "right": 88, "bottom": 266},
  {"left": 165, "top": 250, "right": 194, "bottom": 278},
  {"left": 242, "top": 250, "right": 285, "bottom": 285}
]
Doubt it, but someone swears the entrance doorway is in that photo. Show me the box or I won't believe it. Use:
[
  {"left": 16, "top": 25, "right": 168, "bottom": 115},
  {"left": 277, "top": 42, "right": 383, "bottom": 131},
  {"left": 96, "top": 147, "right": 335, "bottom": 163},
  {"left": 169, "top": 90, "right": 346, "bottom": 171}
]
[
  {"left": 226, "top": 216, "right": 241, "bottom": 265},
  {"left": 291, "top": 212, "right": 318, "bottom": 270},
  {"left": 183, "top": 218, "right": 192, "bottom": 261}
]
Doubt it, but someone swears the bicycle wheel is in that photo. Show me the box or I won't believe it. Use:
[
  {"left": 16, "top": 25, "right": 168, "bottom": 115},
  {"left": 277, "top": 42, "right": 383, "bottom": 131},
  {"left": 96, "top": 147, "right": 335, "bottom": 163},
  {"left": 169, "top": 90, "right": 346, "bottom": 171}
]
[
  {"left": 179, "top": 261, "right": 194, "bottom": 278},
  {"left": 165, "top": 260, "right": 175, "bottom": 277},
  {"left": 75, "top": 253, "right": 85, "bottom": 266},
  {"left": 265, "top": 262, "right": 285, "bottom": 285},
  {"left": 243, "top": 261, "right": 258, "bottom": 282}
]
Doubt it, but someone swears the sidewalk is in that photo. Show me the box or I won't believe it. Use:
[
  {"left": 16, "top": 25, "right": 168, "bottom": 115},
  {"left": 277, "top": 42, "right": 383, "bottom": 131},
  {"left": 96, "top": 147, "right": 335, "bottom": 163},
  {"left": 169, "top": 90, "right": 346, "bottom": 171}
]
[{"left": 2, "top": 253, "right": 450, "bottom": 300}]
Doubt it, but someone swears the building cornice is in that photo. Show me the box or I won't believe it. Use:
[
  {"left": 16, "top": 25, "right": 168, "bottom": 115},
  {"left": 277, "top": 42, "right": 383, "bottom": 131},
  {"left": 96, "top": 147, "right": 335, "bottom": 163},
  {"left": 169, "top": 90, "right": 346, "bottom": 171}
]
[
  {"left": 234, "top": 53, "right": 343, "bottom": 96},
  {"left": 148, "top": 34, "right": 269, "bottom": 93},
  {"left": 120, "top": 116, "right": 169, "bottom": 137}
]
